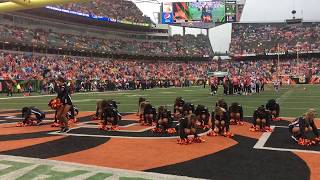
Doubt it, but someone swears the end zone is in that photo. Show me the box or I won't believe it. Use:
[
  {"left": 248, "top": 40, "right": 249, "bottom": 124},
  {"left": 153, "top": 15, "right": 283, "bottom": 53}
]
[{"left": 0, "top": 155, "right": 202, "bottom": 180}]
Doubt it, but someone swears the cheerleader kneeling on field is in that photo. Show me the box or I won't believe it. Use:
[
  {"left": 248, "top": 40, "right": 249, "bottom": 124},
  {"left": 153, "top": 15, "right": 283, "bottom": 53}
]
[
  {"left": 99, "top": 103, "right": 121, "bottom": 131},
  {"left": 173, "top": 97, "right": 185, "bottom": 120},
  {"left": 93, "top": 99, "right": 118, "bottom": 121},
  {"left": 229, "top": 102, "right": 244, "bottom": 125},
  {"left": 142, "top": 102, "right": 157, "bottom": 126},
  {"left": 289, "top": 109, "right": 320, "bottom": 146},
  {"left": 16, "top": 107, "right": 45, "bottom": 127},
  {"left": 93, "top": 100, "right": 108, "bottom": 120},
  {"left": 250, "top": 105, "right": 272, "bottom": 132},
  {"left": 195, "top": 104, "right": 210, "bottom": 130},
  {"left": 137, "top": 97, "right": 147, "bottom": 116},
  {"left": 177, "top": 114, "right": 205, "bottom": 145},
  {"left": 207, "top": 106, "right": 233, "bottom": 137},
  {"left": 266, "top": 99, "right": 280, "bottom": 121},
  {"left": 152, "top": 106, "right": 176, "bottom": 134}
]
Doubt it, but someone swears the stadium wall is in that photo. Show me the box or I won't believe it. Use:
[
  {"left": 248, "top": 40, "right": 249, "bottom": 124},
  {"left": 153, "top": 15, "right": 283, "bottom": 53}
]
[
  {"left": 209, "top": 23, "right": 232, "bottom": 54},
  {"left": 168, "top": 24, "right": 232, "bottom": 55}
]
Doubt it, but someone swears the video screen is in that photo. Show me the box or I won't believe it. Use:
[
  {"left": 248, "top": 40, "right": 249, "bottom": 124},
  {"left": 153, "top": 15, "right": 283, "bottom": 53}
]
[{"left": 171, "top": 0, "right": 225, "bottom": 23}]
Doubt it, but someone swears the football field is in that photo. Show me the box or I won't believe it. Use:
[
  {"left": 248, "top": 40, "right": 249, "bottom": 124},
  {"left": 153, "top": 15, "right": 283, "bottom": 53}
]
[
  {"left": 0, "top": 84, "right": 320, "bottom": 180},
  {"left": 0, "top": 84, "right": 318, "bottom": 117}
]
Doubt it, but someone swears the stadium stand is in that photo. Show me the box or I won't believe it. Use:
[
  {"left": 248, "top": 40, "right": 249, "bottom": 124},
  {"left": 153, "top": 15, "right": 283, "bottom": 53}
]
[
  {"left": 54, "top": 0, "right": 152, "bottom": 24},
  {"left": 230, "top": 22, "right": 320, "bottom": 56},
  {"left": 0, "top": 51, "right": 212, "bottom": 81},
  {"left": 0, "top": 3, "right": 319, "bottom": 94},
  {"left": 0, "top": 14, "right": 212, "bottom": 57}
]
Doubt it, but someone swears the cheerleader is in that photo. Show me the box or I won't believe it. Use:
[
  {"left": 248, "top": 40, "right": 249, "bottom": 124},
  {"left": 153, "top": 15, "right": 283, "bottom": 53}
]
[
  {"left": 99, "top": 103, "right": 121, "bottom": 131},
  {"left": 49, "top": 99, "right": 78, "bottom": 128},
  {"left": 153, "top": 106, "right": 176, "bottom": 133},
  {"left": 16, "top": 107, "right": 45, "bottom": 127},
  {"left": 266, "top": 99, "right": 280, "bottom": 120},
  {"left": 208, "top": 106, "right": 233, "bottom": 137},
  {"left": 174, "top": 97, "right": 185, "bottom": 120},
  {"left": 229, "top": 102, "right": 244, "bottom": 125},
  {"left": 94, "top": 100, "right": 108, "bottom": 120},
  {"left": 142, "top": 103, "right": 157, "bottom": 125},
  {"left": 289, "top": 109, "right": 320, "bottom": 146},
  {"left": 194, "top": 104, "right": 210, "bottom": 129},
  {"left": 182, "top": 102, "right": 195, "bottom": 118},
  {"left": 250, "top": 105, "right": 272, "bottom": 132},
  {"left": 178, "top": 114, "right": 205, "bottom": 144},
  {"left": 56, "top": 77, "right": 73, "bottom": 133},
  {"left": 137, "top": 97, "right": 146, "bottom": 116}
]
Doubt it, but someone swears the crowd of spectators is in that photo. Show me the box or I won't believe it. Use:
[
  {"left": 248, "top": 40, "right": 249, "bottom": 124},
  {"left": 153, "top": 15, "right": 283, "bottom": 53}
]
[
  {"left": 54, "top": 0, "right": 152, "bottom": 24},
  {"left": 0, "top": 51, "right": 214, "bottom": 93},
  {"left": 219, "top": 58, "right": 320, "bottom": 82},
  {"left": 0, "top": 24, "right": 213, "bottom": 57},
  {"left": 1, "top": 50, "right": 320, "bottom": 94},
  {"left": 230, "top": 22, "right": 320, "bottom": 55}
]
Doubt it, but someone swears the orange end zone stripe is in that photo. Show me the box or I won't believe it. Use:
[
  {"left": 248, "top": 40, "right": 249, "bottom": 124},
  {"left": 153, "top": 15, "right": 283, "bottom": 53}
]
[{"left": 51, "top": 137, "right": 238, "bottom": 171}]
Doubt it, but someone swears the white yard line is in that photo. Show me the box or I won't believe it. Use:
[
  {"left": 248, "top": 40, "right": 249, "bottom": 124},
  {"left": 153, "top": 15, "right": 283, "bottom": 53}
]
[
  {"left": 48, "top": 128, "right": 211, "bottom": 139},
  {"left": 254, "top": 146, "right": 320, "bottom": 154},
  {"left": 253, "top": 126, "right": 275, "bottom": 149},
  {"left": 0, "top": 155, "right": 203, "bottom": 180}
]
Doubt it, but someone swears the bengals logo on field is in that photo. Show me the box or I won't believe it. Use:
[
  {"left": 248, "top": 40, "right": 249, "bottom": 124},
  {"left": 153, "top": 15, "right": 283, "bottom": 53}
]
[{"left": 0, "top": 110, "right": 316, "bottom": 179}]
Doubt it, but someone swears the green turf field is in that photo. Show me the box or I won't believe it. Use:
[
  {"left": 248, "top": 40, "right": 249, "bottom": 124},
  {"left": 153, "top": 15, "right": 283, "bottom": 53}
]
[{"left": 0, "top": 85, "right": 318, "bottom": 117}]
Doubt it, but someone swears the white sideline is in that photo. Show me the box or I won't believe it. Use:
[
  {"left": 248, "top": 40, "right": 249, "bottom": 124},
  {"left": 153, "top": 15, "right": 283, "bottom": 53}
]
[
  {"left": 0, "top": 86, "right": 191, "bottom": 100},
  {"left": 48, "top": 124, "right": 211, "bottom": 139},
  {"left": 253, "top": 126, "right": 320, "bottom": 154},
  {"left": 0, "top": 91, "right": 123, "bottom": 100}
]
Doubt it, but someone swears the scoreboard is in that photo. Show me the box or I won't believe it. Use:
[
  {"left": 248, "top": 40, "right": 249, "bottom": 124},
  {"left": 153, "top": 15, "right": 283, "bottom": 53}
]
[
  {"left": 162, "top": 0, "right": 239, "bottom": 24},
  {"left": 225, "top": 0, "right": 237, "bottom": 22}
]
